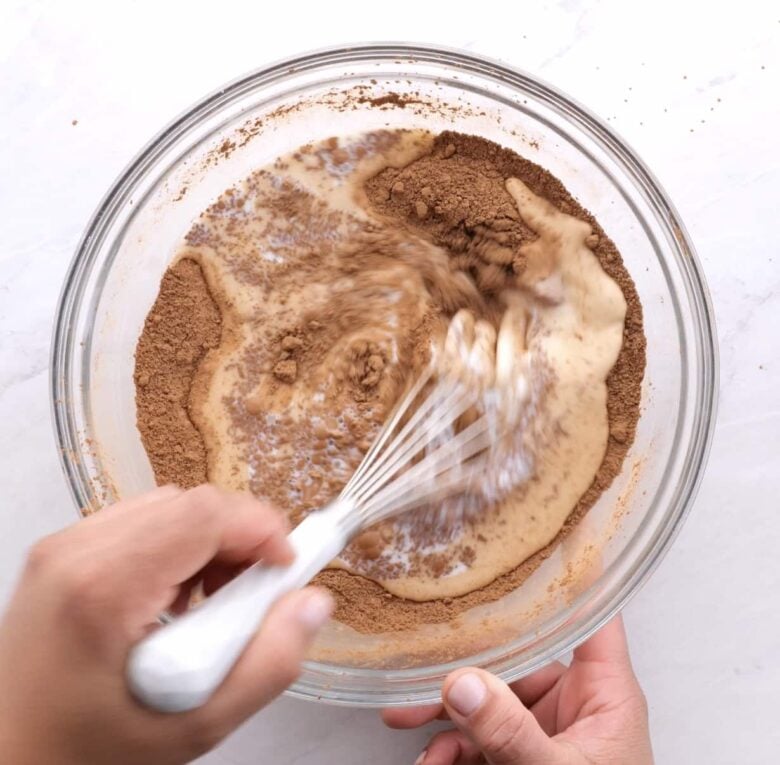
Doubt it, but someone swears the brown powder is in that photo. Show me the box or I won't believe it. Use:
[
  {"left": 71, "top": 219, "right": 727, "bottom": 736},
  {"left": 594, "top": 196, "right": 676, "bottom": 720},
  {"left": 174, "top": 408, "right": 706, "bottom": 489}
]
[
  {"left": 135, "top": 131, "right": 645, "bottom": 633},
  {"left": 134, "top": 259, "right": 221, "bottom": 487},
  {"left": 357, "top": 93, "right": 423, "bottom": 109}
]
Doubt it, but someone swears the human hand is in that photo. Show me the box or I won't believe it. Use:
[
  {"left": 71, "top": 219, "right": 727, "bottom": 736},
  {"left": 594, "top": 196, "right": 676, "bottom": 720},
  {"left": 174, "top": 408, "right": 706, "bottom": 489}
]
[
  {"left": 383, "top": 617, "right": 653, "bottom": 764},
  {"left": 0, "top": 485, "right": 333, "bottom": 765}
]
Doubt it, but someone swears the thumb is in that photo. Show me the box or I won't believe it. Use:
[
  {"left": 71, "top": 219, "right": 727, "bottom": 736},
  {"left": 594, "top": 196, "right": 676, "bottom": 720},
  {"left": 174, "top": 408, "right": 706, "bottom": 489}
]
[
  {"left": 442, "top": 669, "right": 565, "bottom": 765},
  {"left": 202, "top": 587, "right": 334, "bottom": 727}
]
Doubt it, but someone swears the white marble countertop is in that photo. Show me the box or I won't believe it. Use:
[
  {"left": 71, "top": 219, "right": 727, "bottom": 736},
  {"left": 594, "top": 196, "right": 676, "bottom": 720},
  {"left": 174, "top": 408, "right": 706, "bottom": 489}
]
[{"left": 1, "top": 1, "right": 778, "bottom": 762}]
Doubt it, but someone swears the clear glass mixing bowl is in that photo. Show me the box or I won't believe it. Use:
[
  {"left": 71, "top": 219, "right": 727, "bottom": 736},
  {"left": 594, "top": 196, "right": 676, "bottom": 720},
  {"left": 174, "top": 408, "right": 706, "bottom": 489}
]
[{"left": 51, "top": 44, "right": 718, "bottom": 707}]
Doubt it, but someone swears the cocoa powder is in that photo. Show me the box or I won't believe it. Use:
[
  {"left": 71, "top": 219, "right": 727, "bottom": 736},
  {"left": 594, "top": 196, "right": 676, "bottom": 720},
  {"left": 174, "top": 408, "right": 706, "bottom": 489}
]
[
  {"left": 134, "top": 131, "right": 645, "bottom": 634},
  {"left": 135, "top": 259, "right": 221, "bottom": 487}
]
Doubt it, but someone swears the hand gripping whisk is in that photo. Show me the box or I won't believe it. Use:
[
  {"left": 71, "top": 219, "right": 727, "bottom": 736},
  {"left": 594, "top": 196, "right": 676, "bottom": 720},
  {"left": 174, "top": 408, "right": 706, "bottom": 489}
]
[{"left": 127, "top": 309, "right": 531, "bottom": 713}]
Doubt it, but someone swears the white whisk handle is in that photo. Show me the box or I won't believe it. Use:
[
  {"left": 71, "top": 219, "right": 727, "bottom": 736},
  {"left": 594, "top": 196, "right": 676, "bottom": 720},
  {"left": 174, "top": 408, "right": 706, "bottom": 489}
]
[{"left": 126, "top": 499, "right": 355, "bottom": 713}]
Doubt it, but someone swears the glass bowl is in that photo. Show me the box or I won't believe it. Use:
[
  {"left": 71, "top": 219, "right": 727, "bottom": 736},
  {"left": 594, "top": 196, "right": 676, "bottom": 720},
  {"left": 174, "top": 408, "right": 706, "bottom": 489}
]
[{"left": 51, "top": 44, "right": 718, "bottom": 707}]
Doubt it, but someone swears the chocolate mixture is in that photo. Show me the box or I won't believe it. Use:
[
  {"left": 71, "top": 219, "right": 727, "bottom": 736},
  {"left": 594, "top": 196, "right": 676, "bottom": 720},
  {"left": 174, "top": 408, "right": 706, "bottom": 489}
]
[{"left": 134, "top": 131, "right": 645, "bottom": 633}]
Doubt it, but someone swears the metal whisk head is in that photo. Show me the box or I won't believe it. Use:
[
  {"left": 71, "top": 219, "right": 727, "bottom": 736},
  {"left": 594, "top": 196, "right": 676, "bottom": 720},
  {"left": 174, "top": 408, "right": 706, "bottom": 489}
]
[
  {"left": 338, "top": 368, "right": 503, "bottom": 529},
  {"left": 334, "top": 302, "right": 536, "bottom": 535}
]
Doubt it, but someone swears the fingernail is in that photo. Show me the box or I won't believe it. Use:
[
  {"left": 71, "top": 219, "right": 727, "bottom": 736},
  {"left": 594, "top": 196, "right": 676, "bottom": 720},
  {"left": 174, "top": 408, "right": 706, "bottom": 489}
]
[
  {"left": 297, "top": 590, "right": 334, "bottom": 632},
  {"left": 414, "top": 750, "right": 427, "bottom": 765},
  {"left": 447, "top": 673, "right": 487, "bottom": 717}
]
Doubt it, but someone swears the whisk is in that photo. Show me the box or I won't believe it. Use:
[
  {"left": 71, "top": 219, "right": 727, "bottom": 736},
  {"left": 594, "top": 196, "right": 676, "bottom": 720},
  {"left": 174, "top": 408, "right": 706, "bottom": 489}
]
[{"left": 127, "top": 309, "right": 532, "bottom": 713}]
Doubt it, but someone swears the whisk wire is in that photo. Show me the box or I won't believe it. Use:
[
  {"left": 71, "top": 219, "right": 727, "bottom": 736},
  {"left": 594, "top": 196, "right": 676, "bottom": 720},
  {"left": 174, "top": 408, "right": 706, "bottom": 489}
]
[
  {"left": 340, "top": 367, "right": 432, "bottom": 497},
  {"left": 345, "top": 375, "right": 454, "bottom": 499},
  {"left": 332, "top": 328, "right": 530, "bottom": 528},
  {"left": 356, "top": 413, "right": 494, "bottom": 522},
  {"left": 346, "top": 381, "right": 476, "bottom": 505}
]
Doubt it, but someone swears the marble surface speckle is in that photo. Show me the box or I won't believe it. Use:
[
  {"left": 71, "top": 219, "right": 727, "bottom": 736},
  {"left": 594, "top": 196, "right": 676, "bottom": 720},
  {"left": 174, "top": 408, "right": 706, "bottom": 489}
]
[{"left": 1, "top": 1, "right": 778, "bottom": 763}]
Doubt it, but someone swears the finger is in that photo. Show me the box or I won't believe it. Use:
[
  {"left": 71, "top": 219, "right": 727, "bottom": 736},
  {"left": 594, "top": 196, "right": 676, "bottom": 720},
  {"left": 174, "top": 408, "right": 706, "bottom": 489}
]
[
  {"left": 509, "top": 662, "right": 566, "bottom": 706},
  {"left": 95, "top": 486, "right": 294, "bottom": 597},
  {"left": 417, "top": 729, "right": 482, "bottom": 765},
  {"left": 167, "top": 488, "right": 293, "bottom": 568},
  {"left": 443, "top": 668, "right": 562, "bottom": 765},
  {"left": 202, "top": 587, "right": 333, "bottom": 728},
  {"left": 209, "top": 497, "right": 292, "bottom": 568},
  {"left": 528, "top": 687, "right": 564, "bottom": 738},
  {"left": 572, "top": 616, "right": 630, "bottom": 666},
  {"left": 81, "top": 485, "right": 184, "bottom": 526},
  {"left": 382, "top": 704, "right": 444, "bottom": 729},
  {"left": 126, "top": 484, "right": 184, "bottom": 507}
]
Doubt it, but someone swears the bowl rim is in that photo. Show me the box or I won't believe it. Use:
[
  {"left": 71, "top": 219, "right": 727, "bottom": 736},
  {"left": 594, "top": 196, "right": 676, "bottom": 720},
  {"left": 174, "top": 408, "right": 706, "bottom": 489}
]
[{"left": 50, "top": 42, "right": 719, "bottom": 706}]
